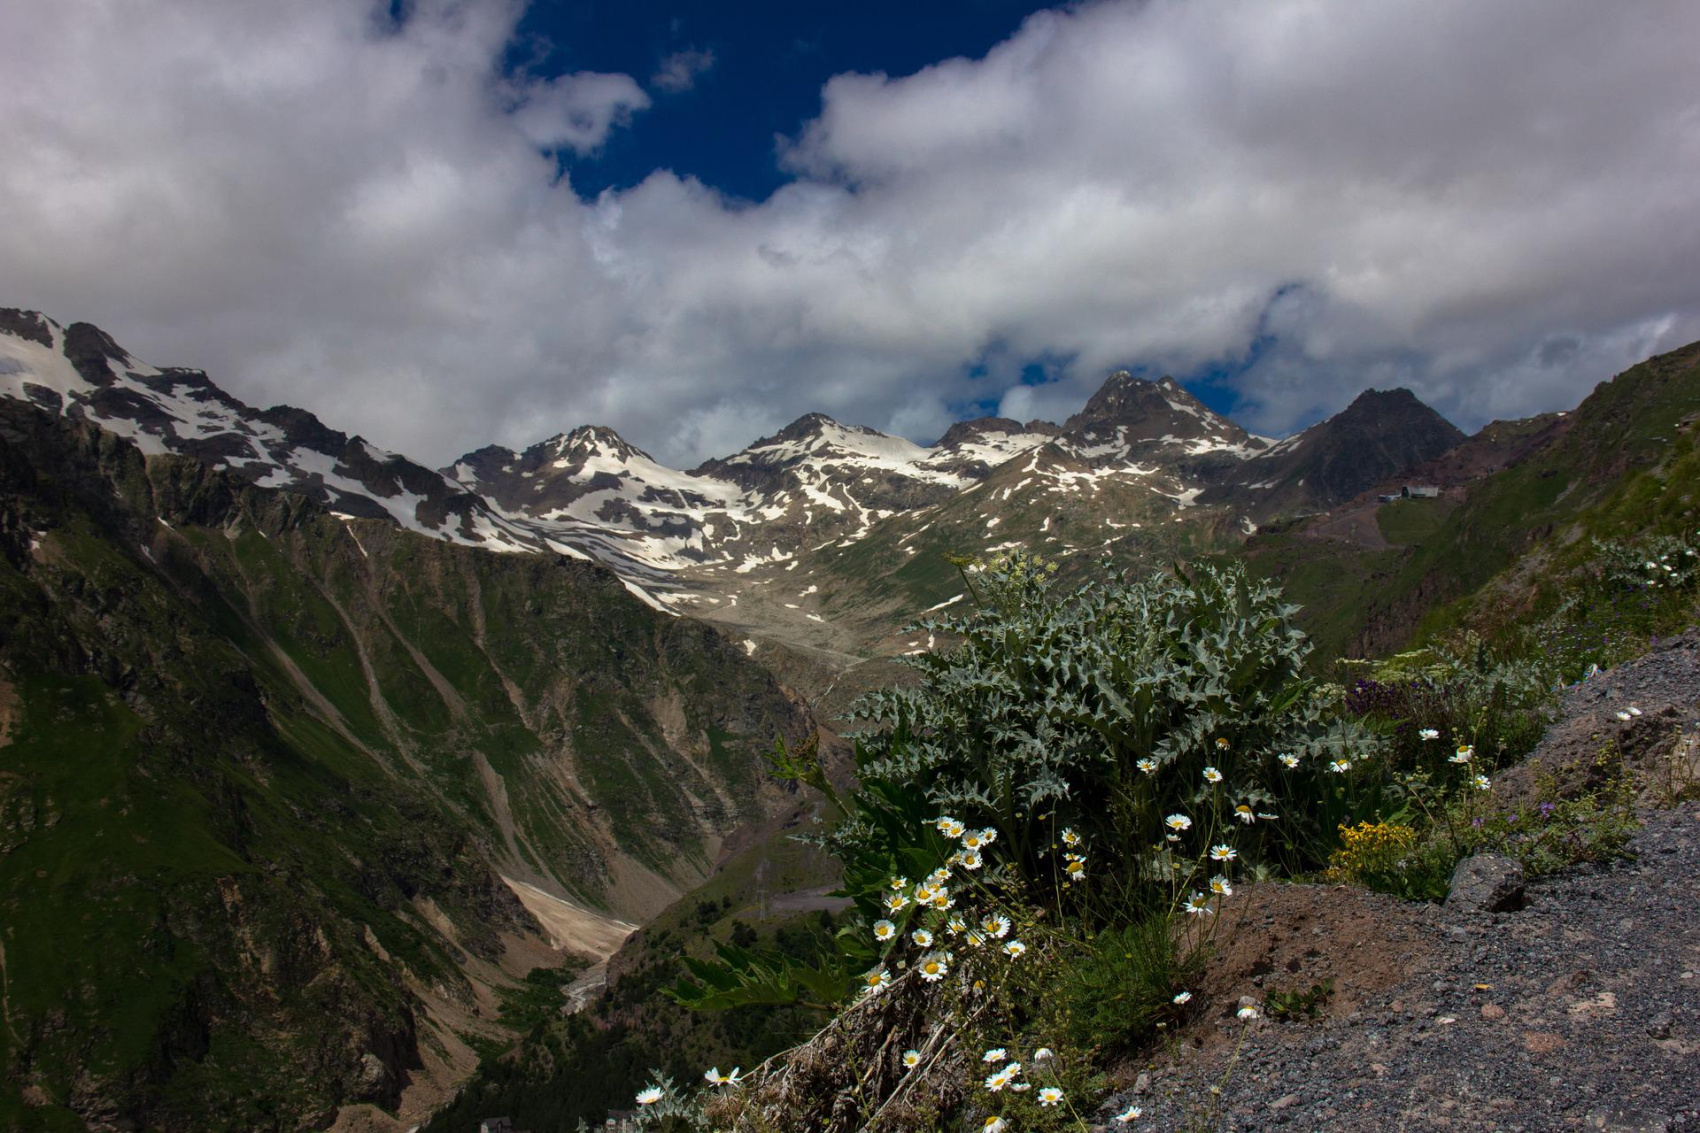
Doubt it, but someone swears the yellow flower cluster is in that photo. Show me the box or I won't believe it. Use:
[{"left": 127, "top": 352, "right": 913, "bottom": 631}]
[{"left": 1324, "top": 820, "right": 1417, "bottom": 883}]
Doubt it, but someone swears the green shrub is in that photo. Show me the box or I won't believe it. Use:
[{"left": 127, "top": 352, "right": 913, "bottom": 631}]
[
  {"left": 840, "top": 553, "right": 1380, "bottom": 912},
  {"left": 1343, "top": 756, "right": 1640, "bottom": 903},
  {"left": 1342, "top": 639, "right": 1554, "bottom": 775}
]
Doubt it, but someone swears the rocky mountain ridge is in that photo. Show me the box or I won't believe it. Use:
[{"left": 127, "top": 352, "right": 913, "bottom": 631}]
[{"left": 2, "top": 308, "right": 1470, "bottom": 647}]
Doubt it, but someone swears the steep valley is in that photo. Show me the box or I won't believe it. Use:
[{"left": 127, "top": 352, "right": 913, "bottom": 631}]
[{"left": 0, "top": 401, "right": 812, "bottom": 1129}]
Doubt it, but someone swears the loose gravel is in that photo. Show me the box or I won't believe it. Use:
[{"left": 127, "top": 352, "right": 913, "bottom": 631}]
[{"left": 1100, "top": 636, "right": 1700, "bottom": 1133}]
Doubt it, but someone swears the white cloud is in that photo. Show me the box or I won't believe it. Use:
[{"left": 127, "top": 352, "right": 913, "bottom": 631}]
[
  {"left": 509, "top": 71, "right": 650, "bottom": 153},
  {"left": 1, "top": 0, "right": 1697, "bottom": 469},
  {"left": 652, "top": 48, "right": 715, "bottom": 94}
]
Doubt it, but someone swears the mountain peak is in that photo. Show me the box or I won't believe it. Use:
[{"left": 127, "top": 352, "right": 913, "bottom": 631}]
[
  {"left": 932, "top": 416, "right": 1030, "bottom": 449},
  {"left": 1333, "top": 388, "right": 1465, "bottom": 440},
  {"left": 551, "top": 424, "right": 654, "bottom": 464},
  {"left": 770, "top": 412, "right": 844, "bottom": 443},
  {"left": 0, "top": 308, "right": 57, "bottom": 348},
  {"left": 1063, "top": 371, "right": 1247, "bottom": 448}
]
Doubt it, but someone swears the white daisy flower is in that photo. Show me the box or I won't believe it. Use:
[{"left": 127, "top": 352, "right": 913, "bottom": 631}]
[
  {"left": 1038, "top": 1086, "right": 1064, "bottom": 1107},
  {"left": 636, "top": 1086, "right": 663, "bottom": 1105},
  {"left": 1209, "top": 844, "right": 1237, "bottom": 861},
  {"left": 884, "top": 891, "right": 911, "bottom": 913},
  {"left": 960, "top": 848, "right": 984, "bottom": 871},
  {"left": 1278, "top": 752, "right": 1301, "bottom": 768},
  {"left": 928, "top": 867, "right": 952, "bottom": 885},
  {"left": 1328, "top": 759, "right": 1352, "bottom": 773},
  {"left": 1002, "top": 940, "right": 1027, "bottom": 959},
  {"left": 1009, "top": 1081, "right": 1031, "bottom": 1092},
  {"left": 978, "top": 827, "right": 998, "bottom": 845},
  {"left": 1115, "top": 1105, "right": 1144, "bottom": 1123},
  {"left": 918, "top": 953, "right": 950, "bottom": 982},
  {"left": 934, "top": 815, "right": 959, "bottom": 834},
  {"left": 1215, "top": 737, "right": 1231, "bottom": 750},
  {"left": 862, "top": 969, "right": 891, "bottom": 992},
  {"left": 889, "top": 876, "right": 909, "bottom": 890},
  {"left": 1453, "top": 744, "right": 1475, "bottom": 763},
  {"left": 912, "top": 928, "right": 934, "bottom": 947},
  {"left": 1173, "top": 990, "right": 1193, "bottom": 1004},
  {"left": 1238, "top": 1005, "right": 1260, "bottom": 1020},
  {"left": 873, "top": 919, "right": 896, "bottom": 942},
  {"left": 1165, "top": 813, "right": 1192, "bottom": 832},
  {"left": 1203, "top": 766, "right": 1223, "bottom": 784},
  {"left": 1234, "top": 804, "right": 1257, "bottom": 824},
  {"left": 1033, "top": 1047, "right": 1055, "bottom": 1063},
  {"left": 1615, "top": 710, "right": 1632, "bottom": 721},
  {"left": 1183, "top": 892, "right": 1211, "bottom": 916},
  {"left": 946, "top": 915, "right": 967, "bottom": 935},
  {"left": 982, "top": 1047, "right": 1008, "bottom": 1063},
  {"left": 1418, "top": 728, "right": 1439, "bottom": 741},
  {"left": 1065, "top": 858, "right": 1086, "bottom": 878},
  {"left": 1061, "top": 827, "right": 1082, "bottom": 847},
  {"left": 1136, "top": 757, "right": 1157, "bottom": 774},
  {"left": 1473, "top": 774, "right": 1491, "bottom": 791},
  {"left": 1209, "top": 874, "right": 1233, "bottom": 897},
  {"left": 982, "top": 914, "right": 1011, "bottom": 939},
  {"left": 982, "top": 1117, "right": 1007, "bottom": 1133}
]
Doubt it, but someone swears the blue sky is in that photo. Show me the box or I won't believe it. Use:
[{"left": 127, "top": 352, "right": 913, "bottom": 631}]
[
  {"left": 517, "top": 1, "right": 1058, "bottom": 203},
  {"left": 2, "top": 1, "right": 1698, "bottom": 465}
]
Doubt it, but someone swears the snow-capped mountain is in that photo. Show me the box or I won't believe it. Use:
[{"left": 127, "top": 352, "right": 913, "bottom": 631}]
[
  {"left": 1, "top": 307, "right": 1469, "bottom": 630},
  {"left": 447, "top": 411, "right": 1065, "bottom": 580},
  {"left": 0, "top": 309, "right": 542, "bottom": 553}
]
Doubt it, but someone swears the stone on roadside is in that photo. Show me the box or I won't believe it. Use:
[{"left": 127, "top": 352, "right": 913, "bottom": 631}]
[{"left": 1446, "top": 853, "right": 1526, "bottom": 913}]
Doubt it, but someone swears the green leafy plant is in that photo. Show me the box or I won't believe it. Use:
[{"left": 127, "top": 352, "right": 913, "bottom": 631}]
[
  {"left": 1342, "top": 638, "right": 1555, "bottom": 775},
  {"left": 1264, "top": 979, "right": 1333, "bottom": 1022},
  {"left": 841, "top": 553, "right": 1380, "bottom": 911}
]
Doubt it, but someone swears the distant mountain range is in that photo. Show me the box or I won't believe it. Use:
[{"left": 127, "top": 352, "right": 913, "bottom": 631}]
[{"left": 0, "top": 308, "right": 1470, "bottom": 645}]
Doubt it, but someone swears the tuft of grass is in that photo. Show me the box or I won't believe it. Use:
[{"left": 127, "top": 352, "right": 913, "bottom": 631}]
[{"left": 1052, "top": 915, "right": 1206, "bottom": 1058}]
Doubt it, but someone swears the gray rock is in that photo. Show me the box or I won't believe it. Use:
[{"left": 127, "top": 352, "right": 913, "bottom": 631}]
[
  {"left": 355, "top": 1051, "right": 392, "bottom": 1100},
  {"left": 1446, "top": 853, "right": 1527, "bottom": 913}
]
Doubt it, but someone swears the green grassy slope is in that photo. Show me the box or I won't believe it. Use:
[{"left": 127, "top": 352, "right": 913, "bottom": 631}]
[
  {"left": 0, "top": 404, "right": 812, "bottom": 1130},
  {"left": 1242, "top": 341, "right": 1700, "bottom": 658}
]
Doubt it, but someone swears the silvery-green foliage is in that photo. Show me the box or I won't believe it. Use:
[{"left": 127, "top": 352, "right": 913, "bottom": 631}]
[
  {"left": 1592, "top": 531, "right": 1700, "bottom": 593},
  {"left": 844, "top": 553, "right": 1376, "bottom": 873},
  {"left": 630, "top": 1072, "right": 709, "bottom": 1131}
]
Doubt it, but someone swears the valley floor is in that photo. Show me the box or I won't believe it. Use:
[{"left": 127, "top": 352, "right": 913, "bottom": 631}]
[{"left": 1110, "top": 637, "right": 1700, "bottom": 1132}]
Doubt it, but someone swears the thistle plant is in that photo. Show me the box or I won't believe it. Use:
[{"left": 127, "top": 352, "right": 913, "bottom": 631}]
[{"left": 840, "top": 552, "right": 1379, "bottom": 910}]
